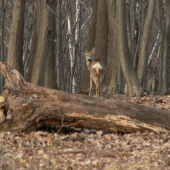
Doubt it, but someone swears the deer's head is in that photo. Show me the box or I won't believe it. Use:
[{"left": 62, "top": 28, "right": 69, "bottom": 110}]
[{"left": 85, "top": 48, "right": 95, "bottom": 69}]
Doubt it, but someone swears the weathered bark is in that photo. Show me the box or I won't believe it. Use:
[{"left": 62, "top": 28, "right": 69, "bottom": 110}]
[{"left": 0, "top": 61, "right": 170, "bottom": 133}]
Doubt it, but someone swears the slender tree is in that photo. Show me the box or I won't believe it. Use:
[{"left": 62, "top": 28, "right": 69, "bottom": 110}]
[
  {"left": 56, "top": 0, "right": 62, "bottom": 90},
  {"left": 44, "top": 1, "right": 58, "bottom": 89},
  {"left": 7, "top": 0, "right": 26, "bottom": 77},
  {"left": 1, "top": 0, "right": 5, "bottom": 92},
  {"left": 137, "top": 0, "right": 156, "bottom": 89},
  {"left": 117, "top": 0, "right": 142, "bottom": 97},
  {"left": 162, "top": 0, "right": 170, "bottom": 93}
]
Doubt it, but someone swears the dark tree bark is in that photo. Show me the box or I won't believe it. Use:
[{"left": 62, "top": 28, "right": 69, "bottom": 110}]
[
  {"left": 158, "top": 1, "right": 165, "bottom": 95},
  {"left": 129, "top": 0, "right": 136, "bottom": 60},
  {"left": 0, "top": 61, "right": 170, "bottom": 133},
  {"left": 56, "top": 0, "right": 62, "bottom": 90},
  {"left": 1, "top": 0, "right": 5, "bottom": 93},
  {"left": 137, "top": 0, "right": 156, "bottom": 89},
  {"left": 44, "top": 1, "right": 58, "bottom": 89},
  {"left": 162, "top": 0, "right": 170, "bottom": 94},
  {"left": 26, "top": 3, "right": 39, "bottom": 82}
]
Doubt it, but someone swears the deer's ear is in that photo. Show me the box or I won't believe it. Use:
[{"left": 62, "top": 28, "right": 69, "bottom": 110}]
[
  {"left": 92, "top": 47, "right": 95, "bottom": 54},
  {"left": 84, "top": 46, "right": 88, "bottom": 52},
  {"left": 84, "top": 47, "right": 88, "bottom": 53}
]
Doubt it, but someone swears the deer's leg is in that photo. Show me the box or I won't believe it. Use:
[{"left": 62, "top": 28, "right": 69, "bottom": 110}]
[
  {"left": 95, "top": 81, "right": 100, "bottom": 97},
  {"left": 99, "top": 74, "right": 104, "bottom": 97},
  {"left": 99, "top": 82, "right": 102, "bottom": 97},
  {"left": 89, "top": 77, "right": 93, "bottom": 96}
]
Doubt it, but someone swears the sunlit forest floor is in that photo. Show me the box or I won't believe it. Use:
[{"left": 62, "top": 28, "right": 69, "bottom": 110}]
[{"left": 1, "top": 94, "right": 170, "bottom": 170}]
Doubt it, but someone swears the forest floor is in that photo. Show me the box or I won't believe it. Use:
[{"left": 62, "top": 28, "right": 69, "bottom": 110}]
[{"left": 1, "top": 94, "right": 170, "bottom": 170}]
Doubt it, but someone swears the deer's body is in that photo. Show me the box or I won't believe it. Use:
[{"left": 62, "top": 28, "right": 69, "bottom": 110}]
[{"left": 85, "top": 48, "right": 105, "bottom": 97}]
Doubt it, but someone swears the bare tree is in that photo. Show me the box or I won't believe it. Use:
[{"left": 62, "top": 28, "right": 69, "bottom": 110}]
[
  {"left": 161, "top": 0, "right": 170, "bottom": 94},
  {"left": 117, "top": 0, "right": 142, "bottom": 97},
  {"left": 44, "top": 1, "right": 58, "bottom": 89},
  {"left": 105, "top": 0, "right": 124, "bottom": 94},
  {"left": 7, "top": 0, "right": 26, "bottom": 78},
  {"left": 56, "top": 0, "right": 62, "bottom": 90},
  {"left": 137, "top": 0, "right": 156, "bottom": 89},
  {"left": 27, "top": 0, "right": 55, "bottom": 86}
]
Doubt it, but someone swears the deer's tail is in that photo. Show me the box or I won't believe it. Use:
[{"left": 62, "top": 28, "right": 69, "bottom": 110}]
[{"left": 92, "top": 62, "right": 102, "bottom": 75}]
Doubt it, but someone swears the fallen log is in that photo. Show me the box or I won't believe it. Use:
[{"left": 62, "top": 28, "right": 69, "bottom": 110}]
[{"left": 0, "top": 61, "right": 170, "bottom": 133}]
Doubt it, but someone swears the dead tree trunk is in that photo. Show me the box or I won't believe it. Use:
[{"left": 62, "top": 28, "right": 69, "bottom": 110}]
[{"left": 0, "top": 61, "right": 170, "bottom": 133}]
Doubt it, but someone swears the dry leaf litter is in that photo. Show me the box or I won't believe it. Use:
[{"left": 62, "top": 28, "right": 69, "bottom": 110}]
[{"left": 1, "top": 95, "right": 170, "bottom": 170}]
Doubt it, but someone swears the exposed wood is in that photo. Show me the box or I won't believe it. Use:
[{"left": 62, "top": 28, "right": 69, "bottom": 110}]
[{"left": 0, "top": 61, "right": 170, "bottom": 133}]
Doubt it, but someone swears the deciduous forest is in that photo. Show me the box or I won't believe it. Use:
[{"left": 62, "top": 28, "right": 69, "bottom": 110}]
[
  {"left": 1, "top": 0, "right": 170, "bottom": 96},
  {"left": 0, "top": 0, "right": 170, "bottom": 169}
]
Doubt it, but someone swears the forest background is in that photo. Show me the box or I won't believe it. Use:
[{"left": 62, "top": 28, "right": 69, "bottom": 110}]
[{"left": 0, "top": 0, "right": 170, "bottom": 97}]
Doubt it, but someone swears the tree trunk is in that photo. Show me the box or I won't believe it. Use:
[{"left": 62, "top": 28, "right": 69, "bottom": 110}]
[
  {"left": 56, "top": 0, "right": 62, "bottom": 90},
  {"left": 0, "top": 61, "right": 170, "bottom": 133},
  {"left": 44, "top": 1, "right": 58, "bottom": 90},
  {"left": 7, "top": 0, "right": 26, "bottom": 77},
  {"left": 105, "top": 0, "right": 124, "bottom": 94},
  {"left": 105, "top": 0, "right": 117, "bottom": 93},
  {"left": 126, "top": 0, "right": 132, "bottom": 57},
  {"left": 95, "top": 0, "right": 108, "bottom": 64},
  {"left": 116, "top": 0, "right": 142, "bottom": 97},
  {"left": 162, "top": 0, "right": 170, "bottom": 94},
  {"left": 26, "top": 0, "right": 41, "bottom": 82},
  {"left": 0, "top": 0, "right": 5, "bottom": 93},
  {"left": 158, "top": 1, "right": 165, "bottom": 95},
  {"left": 74, "top": 0, "right": 80, "bottom": 92},
  {"left": 129, "top": 0, "right": 136, "bottom": 60},
  {"left": 30, "top": 0, "right": 54, "bottom": 86},
  {"left": 137, "top": 0, "right": 156, "bottom": 89}
]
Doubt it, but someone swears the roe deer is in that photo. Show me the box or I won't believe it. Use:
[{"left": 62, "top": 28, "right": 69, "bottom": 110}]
[{"left": 85, "top": 48, "right": 105, "bottom": 97}]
